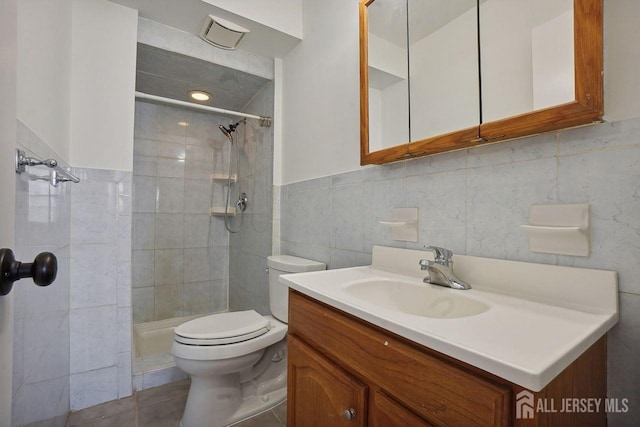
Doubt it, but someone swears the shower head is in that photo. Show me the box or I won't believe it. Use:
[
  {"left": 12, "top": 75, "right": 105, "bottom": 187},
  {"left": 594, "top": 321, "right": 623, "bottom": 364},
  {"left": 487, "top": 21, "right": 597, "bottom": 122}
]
[{"left": 219, "top": 122, "right": 239, "bottom": 142}]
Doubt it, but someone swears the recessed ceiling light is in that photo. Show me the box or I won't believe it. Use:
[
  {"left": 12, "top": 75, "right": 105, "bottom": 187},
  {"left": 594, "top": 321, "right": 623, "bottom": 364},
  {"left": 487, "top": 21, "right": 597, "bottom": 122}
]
[
  {"left": 189, "top": 90, "right": 212, "bottom": 102},
  {"left": 178, "top": 121, "right": 190, "bottom": 127}
]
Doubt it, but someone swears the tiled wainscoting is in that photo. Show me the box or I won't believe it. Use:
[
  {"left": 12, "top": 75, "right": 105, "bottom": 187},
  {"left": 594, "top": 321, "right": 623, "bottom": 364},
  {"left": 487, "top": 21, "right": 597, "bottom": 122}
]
[
  {"left": 69, "top": 168, "right": 132, "bottom": 410},
  {"left": 278, "top": 118, "right": 640, "bottom": 426},
  {"left": 13, "top": 120, "right": 135, "bottom": 425},
  {"left": 13, "top": 121, "right": 72, "bottom": 427}
]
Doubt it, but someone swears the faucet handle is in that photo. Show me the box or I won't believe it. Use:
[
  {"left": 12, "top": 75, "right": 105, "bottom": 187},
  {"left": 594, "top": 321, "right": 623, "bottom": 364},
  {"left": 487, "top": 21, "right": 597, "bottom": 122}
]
[
  {"left": 425, "top": 246, "right": 453, "bottom": 265},
  {"left": 418, "top": 259, "right": 430, "bottom": 270}
]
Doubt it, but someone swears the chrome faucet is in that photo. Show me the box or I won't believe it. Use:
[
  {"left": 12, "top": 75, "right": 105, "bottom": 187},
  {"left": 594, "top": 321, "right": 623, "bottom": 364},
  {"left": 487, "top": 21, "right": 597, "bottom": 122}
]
[{"left": 418, "top": 246, "right": 471, "bottom": 290}]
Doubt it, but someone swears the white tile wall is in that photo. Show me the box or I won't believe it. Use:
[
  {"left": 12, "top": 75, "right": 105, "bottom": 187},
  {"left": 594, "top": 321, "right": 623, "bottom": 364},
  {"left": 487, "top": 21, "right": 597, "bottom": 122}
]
[
  {"left": 228, "top": 82, "right": 274, "bottom": 315},
  {"left": 70, "top": 306, "right": 117, "bottom": 374},
  {"left": 23, "top": 376, "right": 69, "bottom": 426},
  {"left": 22, "top": 312, "right": 68, "bottom": 384},
  {"left": 279, "top": 117, "right": 640, "bottom": 425},
  {"left": 557, "top": 146, "right": 640, "bottom": 294},
  {"left": 69, "top": 366, "right": 118, "bottom": 411},
  {"left": 13, "top": 120, "right": 71, "bottom": 427},
  {"left": 117, "top": 352, "right": 132, "bottom": 399},
  {"left": 272, "top": 186, "right": 281, "bottom": 256},
  {"left": 465, "top": 158, "right": 557, "bottom": 263},
  {"left": 131, "top": 102, "right": 231, "bottom": 323},
  {"left": 70, "top": 245, "right": 118, "bottom": 309},
  {"left": 69, "top": 168, "right": 133, "bottom": 409}
]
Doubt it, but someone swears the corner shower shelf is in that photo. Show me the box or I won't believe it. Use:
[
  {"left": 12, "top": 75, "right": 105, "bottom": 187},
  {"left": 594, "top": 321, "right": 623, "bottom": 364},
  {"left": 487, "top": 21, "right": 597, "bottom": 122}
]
[
  {"left": 210, "top": 173, "right": 237, "bottom": 183},
  {"left": 211, "top": 206, "right": 236, "bottom": 216}
]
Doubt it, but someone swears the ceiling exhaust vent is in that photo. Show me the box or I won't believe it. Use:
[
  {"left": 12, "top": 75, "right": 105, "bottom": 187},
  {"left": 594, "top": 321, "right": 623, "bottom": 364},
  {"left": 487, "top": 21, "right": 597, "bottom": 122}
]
[{"left": 199, "top": 15, "right": 249, "bottom": 50}]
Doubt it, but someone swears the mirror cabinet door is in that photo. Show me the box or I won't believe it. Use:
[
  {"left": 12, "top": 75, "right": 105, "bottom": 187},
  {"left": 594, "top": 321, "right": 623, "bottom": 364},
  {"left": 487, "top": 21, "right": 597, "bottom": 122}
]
[
  {"left": 360, "top": 0, "right": 602, "bottom": 165},
  {"left": 364, "top": 0, "right": 410, "bottom": 158},
  {"left": 478, "top": 0, "right": 602, "bottom": 142},
  {"left": 480, "top": 0, "right": 574, "bottom": 123},
  {"left": 407, "top": 0, "right": 479, "bottom": 145}
]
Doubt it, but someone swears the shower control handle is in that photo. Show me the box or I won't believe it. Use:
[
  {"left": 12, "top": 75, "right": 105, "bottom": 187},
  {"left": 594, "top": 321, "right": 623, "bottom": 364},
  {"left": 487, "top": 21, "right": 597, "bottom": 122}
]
[
  {"left": 0, "top": 249, "right": 58, "bottom": 295},
  {"left": 236, "top": 193, "right": 248, "bottom": 213}
]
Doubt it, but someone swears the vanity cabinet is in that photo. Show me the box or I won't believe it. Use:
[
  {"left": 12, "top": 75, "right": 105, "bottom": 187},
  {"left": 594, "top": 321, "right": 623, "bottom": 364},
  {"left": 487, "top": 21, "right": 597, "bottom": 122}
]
[
  {"left": 369, "top": 390, "right": 434, "bottom": 427},
  {"left": 287, "top": 290, "right": 607, "bottom": 427}
]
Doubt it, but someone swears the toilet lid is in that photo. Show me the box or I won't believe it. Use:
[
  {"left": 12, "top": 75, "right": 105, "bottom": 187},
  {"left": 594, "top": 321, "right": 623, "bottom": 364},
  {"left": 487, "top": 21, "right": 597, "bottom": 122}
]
[{"left": 174, "top": 310, "right": 270, "bottom": 346}]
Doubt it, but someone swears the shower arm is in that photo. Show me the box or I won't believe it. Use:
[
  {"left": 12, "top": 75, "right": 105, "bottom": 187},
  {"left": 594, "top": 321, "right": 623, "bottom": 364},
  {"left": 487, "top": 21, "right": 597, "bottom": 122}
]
[{"left": 135, "top": 91, "right": 272, "bottom": 127}]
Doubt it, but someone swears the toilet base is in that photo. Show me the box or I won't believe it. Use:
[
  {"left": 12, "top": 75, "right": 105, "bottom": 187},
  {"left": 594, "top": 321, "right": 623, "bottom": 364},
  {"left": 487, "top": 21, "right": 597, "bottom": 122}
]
[
  {"left": 178, "top": 336, "right": 288, "bottom": 427},
  {"left": 180, "top": 388, "right": 286, "bottom": 427},
  {"left": 226, "top": 388, "right": 286, "bottom": 426}
]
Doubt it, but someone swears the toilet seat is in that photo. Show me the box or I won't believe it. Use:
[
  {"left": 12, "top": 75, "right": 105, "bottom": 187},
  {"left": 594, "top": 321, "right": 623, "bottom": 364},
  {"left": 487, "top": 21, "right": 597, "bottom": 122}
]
[
  {"left": 173, "top": 315, "right": 287, "bottom": 361},
  {"left": 175, "top": 310, "right": 271, "bottom": 346}
]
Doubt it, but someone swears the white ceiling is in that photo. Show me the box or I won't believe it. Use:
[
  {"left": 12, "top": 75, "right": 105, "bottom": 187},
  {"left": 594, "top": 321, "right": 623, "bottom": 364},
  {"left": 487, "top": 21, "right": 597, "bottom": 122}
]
[
  {"left": 108, "top": 0, "right": 301, "bottom": 58},
  {"left": 136, "top": 44, "right": 270, "bottom": 111}
]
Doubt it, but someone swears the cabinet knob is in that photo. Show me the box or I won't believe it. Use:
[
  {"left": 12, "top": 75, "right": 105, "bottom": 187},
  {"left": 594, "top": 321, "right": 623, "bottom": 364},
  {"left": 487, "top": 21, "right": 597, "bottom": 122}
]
[{"left": 343, "top": 408, "right": 356, "bottom": 421}]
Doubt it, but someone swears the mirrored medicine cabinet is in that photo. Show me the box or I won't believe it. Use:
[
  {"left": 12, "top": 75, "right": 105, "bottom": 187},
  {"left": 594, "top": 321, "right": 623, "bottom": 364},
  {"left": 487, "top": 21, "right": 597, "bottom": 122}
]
[{"left": 360, "top": 0, "right": 603, "bottom": 165}]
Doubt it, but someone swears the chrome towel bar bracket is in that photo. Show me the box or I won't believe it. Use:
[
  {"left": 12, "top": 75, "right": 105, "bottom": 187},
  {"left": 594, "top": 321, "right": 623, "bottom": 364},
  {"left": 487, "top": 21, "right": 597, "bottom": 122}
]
[{"left": 15, "top": 148, "right": 80, "bottom": 187}]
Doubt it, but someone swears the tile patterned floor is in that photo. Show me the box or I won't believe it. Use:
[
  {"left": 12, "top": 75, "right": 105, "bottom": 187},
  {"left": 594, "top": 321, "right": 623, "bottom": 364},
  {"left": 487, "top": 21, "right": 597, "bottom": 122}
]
[{"left": 65, "top": 380, "right": 286, "bottom": 427}]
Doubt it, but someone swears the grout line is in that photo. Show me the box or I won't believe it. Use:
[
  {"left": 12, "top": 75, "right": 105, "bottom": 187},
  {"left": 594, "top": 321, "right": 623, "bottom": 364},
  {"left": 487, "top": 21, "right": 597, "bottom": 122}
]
[
  {"left": 135, "top": 388, "right": 140, "bottom": 427},
  {"left": 271, "top": 400, "right": 287, "bottom": 425}
]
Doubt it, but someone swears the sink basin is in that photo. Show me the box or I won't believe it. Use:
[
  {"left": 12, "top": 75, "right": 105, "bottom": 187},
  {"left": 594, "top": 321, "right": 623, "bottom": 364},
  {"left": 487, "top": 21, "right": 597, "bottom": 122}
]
[
  {"left": 344, "top": 279, "right": 489, "bottom": 319},
  {"left": 281, "top": 245, "right": 619, "bottom": 391}
]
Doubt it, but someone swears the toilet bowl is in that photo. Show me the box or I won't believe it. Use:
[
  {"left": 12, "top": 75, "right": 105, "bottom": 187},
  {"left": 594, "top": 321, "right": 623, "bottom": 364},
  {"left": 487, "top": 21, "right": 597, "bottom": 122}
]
[{"left": 172, "top": 255, "right": 325, "bottom": 427}]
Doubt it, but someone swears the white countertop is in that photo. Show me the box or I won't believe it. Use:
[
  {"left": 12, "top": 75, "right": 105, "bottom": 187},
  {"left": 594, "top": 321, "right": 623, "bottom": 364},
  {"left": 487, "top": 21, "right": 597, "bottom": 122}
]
[{"left": 280, "top": 246, "right": 619, "bottom": 391}]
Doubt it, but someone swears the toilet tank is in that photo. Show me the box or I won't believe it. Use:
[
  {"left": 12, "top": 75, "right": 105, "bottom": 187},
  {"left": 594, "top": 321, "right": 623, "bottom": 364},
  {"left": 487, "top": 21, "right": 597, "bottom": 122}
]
[{"left": 267, "top": 255, "right": 326, "bottom": 323}]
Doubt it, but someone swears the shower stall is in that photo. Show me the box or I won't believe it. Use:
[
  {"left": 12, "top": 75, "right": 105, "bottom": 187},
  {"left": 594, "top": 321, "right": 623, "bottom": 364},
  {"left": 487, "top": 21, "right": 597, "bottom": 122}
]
[{"left": 130, "top": 44, "right": 274, "bottom": 386}]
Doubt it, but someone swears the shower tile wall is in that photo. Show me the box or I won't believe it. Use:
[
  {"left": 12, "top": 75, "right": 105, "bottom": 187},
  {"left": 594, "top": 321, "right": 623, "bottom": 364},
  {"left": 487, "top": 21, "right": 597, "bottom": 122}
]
[
  {"left": 278, "top": 117, "right": 640, "bottom": 426},
  {"left": 229, "top": 83, "right": 274, "bottom": 314},
  {"left": 132, "top": 101, "right": 230, "bottom": 323}
]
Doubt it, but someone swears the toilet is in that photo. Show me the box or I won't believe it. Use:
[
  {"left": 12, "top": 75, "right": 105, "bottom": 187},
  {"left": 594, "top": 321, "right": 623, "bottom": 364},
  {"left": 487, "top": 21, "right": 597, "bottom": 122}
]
[{"left": 172, "top": 255, "right": 326, "bottom": 427}]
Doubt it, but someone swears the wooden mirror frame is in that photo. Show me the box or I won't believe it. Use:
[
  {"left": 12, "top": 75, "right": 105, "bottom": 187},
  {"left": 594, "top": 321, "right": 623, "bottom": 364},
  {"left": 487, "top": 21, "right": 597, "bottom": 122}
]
[{"left": 359, "top": 0, "right": 603, "bottom": 166}]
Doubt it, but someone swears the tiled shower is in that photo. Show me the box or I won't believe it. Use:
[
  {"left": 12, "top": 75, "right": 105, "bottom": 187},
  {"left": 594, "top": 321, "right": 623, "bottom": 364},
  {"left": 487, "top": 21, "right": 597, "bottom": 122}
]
[
  {"left": 130, "top": 42, "right": 275, "bottom": 389},
  {"left": 131, "top": 42, "right": 275, "bottom": 326},
  {"left": 131, "top": 89, "right": 275, "bottom": 323},
  {"left": 131, "top": 102, "right": 231, "bottom": 323}
]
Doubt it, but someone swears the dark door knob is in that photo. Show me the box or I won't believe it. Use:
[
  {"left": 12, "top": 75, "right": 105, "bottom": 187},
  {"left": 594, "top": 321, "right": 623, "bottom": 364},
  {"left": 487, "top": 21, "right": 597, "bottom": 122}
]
[{"left": 0, "top": 248, "right": 58, "bottom": 295}]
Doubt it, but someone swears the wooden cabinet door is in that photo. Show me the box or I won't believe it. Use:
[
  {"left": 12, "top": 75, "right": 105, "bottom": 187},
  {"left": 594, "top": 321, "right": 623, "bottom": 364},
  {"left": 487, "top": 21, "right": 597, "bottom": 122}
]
[
  {"left": 370, "top": 390, "right": 434, "bottom": 427},
  {"left": 290, "top": 290, "right": 511, "bottom": 426},
  {"left": 288, "top": 335, "right": 367, "bottom": 427}
]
